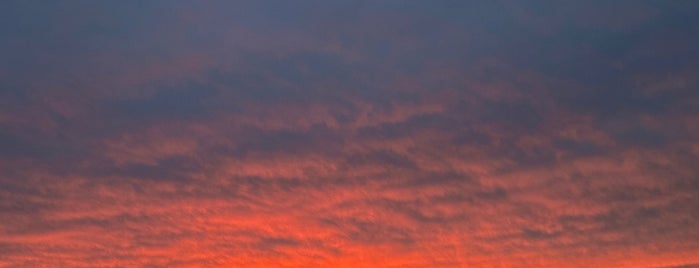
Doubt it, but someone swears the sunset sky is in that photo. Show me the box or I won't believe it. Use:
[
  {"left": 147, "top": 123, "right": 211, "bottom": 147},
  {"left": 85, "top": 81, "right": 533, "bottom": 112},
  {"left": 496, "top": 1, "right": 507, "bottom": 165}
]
[{"left": 2, "top": 1, "right": 699, "bottom": 267}]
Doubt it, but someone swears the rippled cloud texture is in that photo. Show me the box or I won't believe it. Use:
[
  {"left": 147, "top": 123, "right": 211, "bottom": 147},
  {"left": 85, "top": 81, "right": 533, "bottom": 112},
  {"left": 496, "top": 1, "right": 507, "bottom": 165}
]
[{"left": 2, "top": 1, "right": 699, "bottom": 267}]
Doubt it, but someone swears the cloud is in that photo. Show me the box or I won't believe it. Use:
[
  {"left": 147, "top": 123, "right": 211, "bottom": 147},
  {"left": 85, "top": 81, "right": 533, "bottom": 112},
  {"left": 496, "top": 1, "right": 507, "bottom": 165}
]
[{"left": 2, "top": 1, "right": 699, "bottom": 267}]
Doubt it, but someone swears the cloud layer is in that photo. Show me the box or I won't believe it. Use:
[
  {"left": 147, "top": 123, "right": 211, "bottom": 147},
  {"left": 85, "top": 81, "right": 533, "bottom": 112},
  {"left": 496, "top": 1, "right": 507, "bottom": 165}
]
[{"left": 2, "top": 1, "right": 699, "bottom": 267}]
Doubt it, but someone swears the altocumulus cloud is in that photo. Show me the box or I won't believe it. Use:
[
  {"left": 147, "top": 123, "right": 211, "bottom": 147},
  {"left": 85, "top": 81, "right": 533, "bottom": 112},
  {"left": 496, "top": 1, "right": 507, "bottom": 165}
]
[{"left": 1, "top": 1, "right": 699, "bottom": 267}]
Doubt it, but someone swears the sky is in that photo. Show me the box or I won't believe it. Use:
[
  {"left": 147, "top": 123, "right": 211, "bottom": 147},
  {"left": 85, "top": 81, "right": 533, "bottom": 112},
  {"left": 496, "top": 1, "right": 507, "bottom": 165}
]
[{"left": 1, "top": 1, "right": 699, "bottom": 267}]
